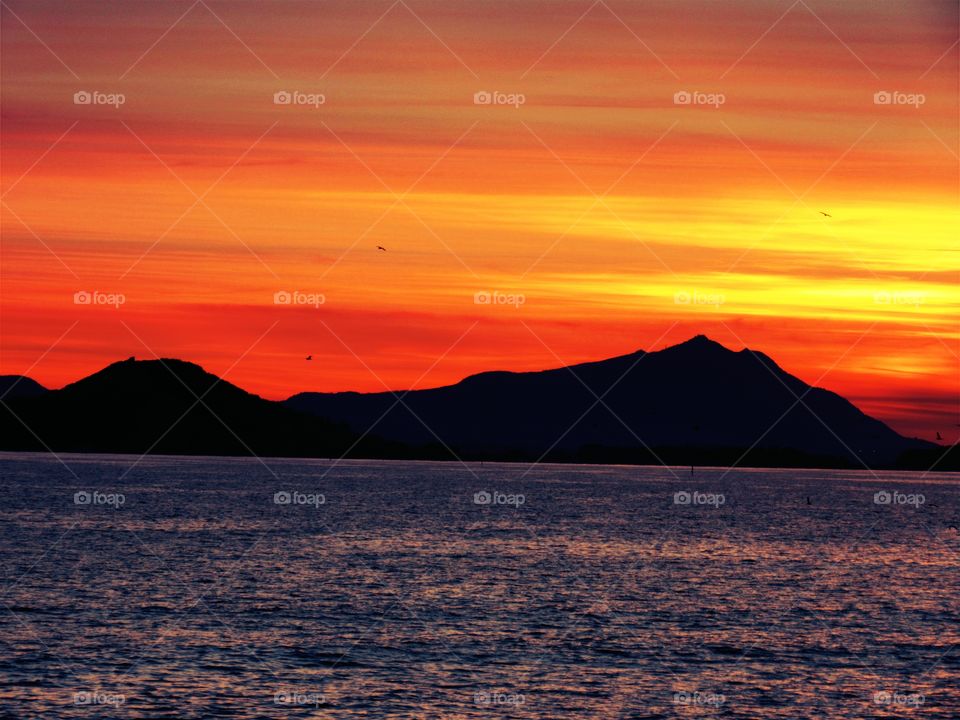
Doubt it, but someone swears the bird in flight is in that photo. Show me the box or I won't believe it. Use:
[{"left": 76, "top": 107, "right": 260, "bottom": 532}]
[
  {"left": 305, "top": 355, "right": 312, "bottom": 361},
  {"left": 936, "top": 431, "right": 943, "bottom": 441},
  {"left": 819, "top": 211, "right": 832, "bottom": 217},
  {"left": 377, "top": 246, "right": 387, "bottom": 252}
]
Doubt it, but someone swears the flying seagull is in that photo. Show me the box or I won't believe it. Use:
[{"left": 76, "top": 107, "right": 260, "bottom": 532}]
[
  {"left": 819, "top": 211, "right": 832, "bottom": 217},
  {"left": 305, "top": 355, "right": 312, "bottom": 361},
  {"left": 377, "top": 246, "right": 387, "bottom": 252}
]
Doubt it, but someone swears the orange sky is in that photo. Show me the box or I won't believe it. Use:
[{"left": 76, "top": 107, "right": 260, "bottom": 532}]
[{"left": 1, "top": 0, "right": 958, "bottom": 441}]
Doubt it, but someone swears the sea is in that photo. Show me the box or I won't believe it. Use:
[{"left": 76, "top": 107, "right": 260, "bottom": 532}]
[{"left": 1, "top": 453, "right": 957, "bottom": 718}]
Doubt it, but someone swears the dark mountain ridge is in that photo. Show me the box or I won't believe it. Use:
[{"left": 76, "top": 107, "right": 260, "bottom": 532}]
[
  {"left": 0, "top": 375, "right": 48, "bottom": 400},
  {"left": 286, "top": 335, "right": 936, "bottom": 468},
  {"left": 0, "top": 337, "right": 945, "bottom": 469},
  {"left": 0, "top": 357, "right": 399, "bottom": 458}
]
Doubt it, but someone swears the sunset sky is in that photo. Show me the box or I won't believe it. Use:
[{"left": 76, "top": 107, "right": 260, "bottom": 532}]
[{"left": 1, "top": 0, "right": 957, "bottom": 440}]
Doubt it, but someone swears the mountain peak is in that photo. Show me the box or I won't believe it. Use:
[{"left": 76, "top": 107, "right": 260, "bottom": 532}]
[
  {"left": 664, "top": 334, "right": 730, "bottom": 353},
  {"left": 0, "top": 375, "right": 49, "bottom": 400},
  {"left": 685, "top": 333, "right": 721, "bottom": 345},
  {"left": 64, "top": 357, "right": 220, "bottom": 395}
]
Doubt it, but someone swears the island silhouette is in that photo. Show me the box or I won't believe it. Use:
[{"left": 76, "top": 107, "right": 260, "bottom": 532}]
[{"left": 1, "top": 335, "right": 953, "bottom": 470}]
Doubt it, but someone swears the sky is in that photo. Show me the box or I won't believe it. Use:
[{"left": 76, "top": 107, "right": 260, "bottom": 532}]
[{"left": 1, "top": 0, "right": 958, "bottom": 441}]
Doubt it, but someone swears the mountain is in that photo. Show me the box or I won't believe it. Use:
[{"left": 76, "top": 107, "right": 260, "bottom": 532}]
[
  {"left": 286, "top": 335, "right": 934, "bottom": 468},
  {"left": 0, "top": 338, "right": 938, "bottom": 468},
  {"left": 0, "top": 358, "right": 400, "bottom": 458},
  {"left": 0, "top": 376, "right": 48, "bottom": 400}
]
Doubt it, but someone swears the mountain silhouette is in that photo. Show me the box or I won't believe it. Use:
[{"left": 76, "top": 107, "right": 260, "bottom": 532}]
[
  {"left": 0, "top": 338, "right": 940, "bottom": 468},
  {"left": 0, "top": 375, "right": 48, "bottom": 400},
  {"left": 0, "top": 358, "right": 399, "bottom": 458},
  {"left": 286, "top": 335, "right": 934, "bottom": 467}
]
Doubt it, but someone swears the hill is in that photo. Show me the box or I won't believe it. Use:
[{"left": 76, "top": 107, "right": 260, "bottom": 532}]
[
  {"left": 287, "top": 335, "right": 934, "bottom": 468},
  {"left": 0, "top": 358, "right": 399, "bottom": 458}
]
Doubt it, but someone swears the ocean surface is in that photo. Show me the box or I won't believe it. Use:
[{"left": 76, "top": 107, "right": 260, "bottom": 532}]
[{"left": 0, "top": 453, "right": 957, "bottom": 718}]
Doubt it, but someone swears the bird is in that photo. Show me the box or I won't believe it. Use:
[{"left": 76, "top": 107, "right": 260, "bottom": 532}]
[
  {"left": 819, "top": 211, "right": 832, "bottom": 217},
  {"left": 305, "top": 355, "right": 312, "bottom": 361},
  {"left": 936, "top": 431, "right": 943, "bottom": 441},
  {"left": 376, "top": 245, "right": 387, "bottom": 252}
]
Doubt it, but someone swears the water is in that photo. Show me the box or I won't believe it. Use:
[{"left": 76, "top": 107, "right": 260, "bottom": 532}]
[{"left": 1, "top": 453, "right": 958, "bottom": 718}]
